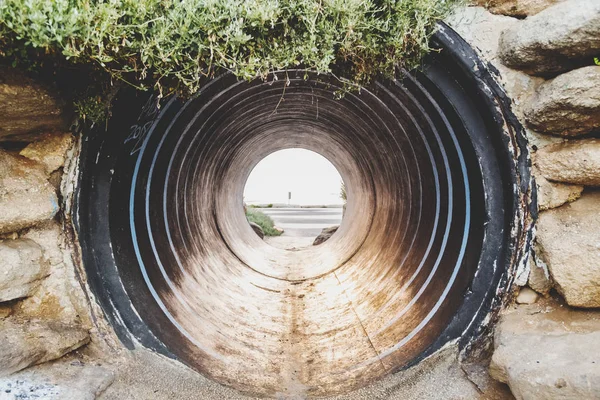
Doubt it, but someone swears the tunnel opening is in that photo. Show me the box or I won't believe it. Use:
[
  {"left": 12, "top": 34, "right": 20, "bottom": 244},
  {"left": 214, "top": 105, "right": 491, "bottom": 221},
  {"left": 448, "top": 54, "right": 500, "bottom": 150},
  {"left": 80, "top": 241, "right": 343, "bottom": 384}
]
[
  {"left": 243, "top": 148, "right": 346, "bottom": 249},
  {"left": 75, "top": 24, "right": 533, "bottom": 398}
]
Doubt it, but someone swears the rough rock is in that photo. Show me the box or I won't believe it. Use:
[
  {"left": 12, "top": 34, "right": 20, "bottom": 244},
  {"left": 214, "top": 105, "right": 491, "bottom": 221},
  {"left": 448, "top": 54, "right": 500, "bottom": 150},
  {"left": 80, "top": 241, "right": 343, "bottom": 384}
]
[
  {"left": 516, "top": 287, "right": 538, "bottom": 304},
  {"left": 527, "top": 129, "right": 564, "bottom": 151},
  {"left": 20, "top": 133, "right": 74, "bottom": 175},
  {"left": 536, "top": 138, "right": 600, "bottom": 186},
  {"left": 0, "top": 318, "right": 90, "bottom": 376},
  {"left": 536, "top": 192, "right": 600, "bottom": 308},
  {"left": 490, "top": 302, "right": 600, "bottom": 399},
  {"left": 0, "top": 239, "right": 47, "bottom": 302},
  {"left": 0, "top": 363, "right": 114, "bottom": 400},
  {"left": 249, "top": 222, "right": 264, "bottom": 239},
  {"left": 534, "top": 165, "right": 583, "bottom": 211},
  {"left": 0, "top": 67, "right": 67, "bottom": 142},
  {"left": 19, "top": 222, "right": 92, "bottom": 327},
  {"left": 525, "top": 66, "right": 600, "bottom": 136},
  {"left": 48, "top": 169, "right": 63, "bottom": 191},
  {"left": 313, "top": 226, "right": 339, "bottom": 246},
  {"left": 0, "top": 305, "right": 12, "bottom": 319},
  {"left": 475, "top": 0, "right": 565, "bottom": 18},
  {"left": 498, "top": 0, "right": 600, "bottom": 76},
  {"left": 527, "top": 253, "right": 553, "bottom": 295},
  {"left": 446, "top": 7, "right": 543, "bottom": 120},
  {"left": 447, "top": 7, "right": 517, "bottom": 61},
  {"left": 0, "top": 150, "right": 58, "bottom": 234}
]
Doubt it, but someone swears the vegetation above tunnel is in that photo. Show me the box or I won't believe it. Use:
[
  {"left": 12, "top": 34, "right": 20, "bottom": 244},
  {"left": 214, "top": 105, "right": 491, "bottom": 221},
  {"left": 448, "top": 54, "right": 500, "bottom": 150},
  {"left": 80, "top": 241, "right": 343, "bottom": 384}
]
[{"left": 0, "top": 0, "right": 458, "bottom": 123}]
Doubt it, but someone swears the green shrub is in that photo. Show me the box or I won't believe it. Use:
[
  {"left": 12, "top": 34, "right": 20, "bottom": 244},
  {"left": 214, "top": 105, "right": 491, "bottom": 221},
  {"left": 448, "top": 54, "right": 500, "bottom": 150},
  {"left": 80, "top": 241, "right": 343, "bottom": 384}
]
[
  {"left": 0, "top": 0, "right": 458, "bottom": 106},
  {"left": 246, "top": 208, "right": 282, "bottom": 236}
]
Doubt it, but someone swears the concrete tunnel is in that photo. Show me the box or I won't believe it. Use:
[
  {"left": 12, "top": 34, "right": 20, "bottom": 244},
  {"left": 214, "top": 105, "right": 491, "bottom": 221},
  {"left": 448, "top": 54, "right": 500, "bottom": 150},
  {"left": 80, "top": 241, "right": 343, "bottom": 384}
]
[{"left": 75, "top": 24, "right": 533, "bottom": 398}]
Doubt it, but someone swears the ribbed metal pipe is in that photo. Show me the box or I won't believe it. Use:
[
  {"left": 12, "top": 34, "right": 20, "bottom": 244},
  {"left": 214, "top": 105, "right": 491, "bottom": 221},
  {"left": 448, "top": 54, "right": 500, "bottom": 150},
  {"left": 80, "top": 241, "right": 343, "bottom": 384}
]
[{"left": 76, "top": 24, "right": 534, "bottom": 398}]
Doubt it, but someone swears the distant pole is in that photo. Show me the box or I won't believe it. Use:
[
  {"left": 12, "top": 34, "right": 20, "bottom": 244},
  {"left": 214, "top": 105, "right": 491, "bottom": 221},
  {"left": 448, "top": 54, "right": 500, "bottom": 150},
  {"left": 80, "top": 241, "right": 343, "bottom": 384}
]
[{"left": 288, "top": 191, "right": 291, "bottom": 205}]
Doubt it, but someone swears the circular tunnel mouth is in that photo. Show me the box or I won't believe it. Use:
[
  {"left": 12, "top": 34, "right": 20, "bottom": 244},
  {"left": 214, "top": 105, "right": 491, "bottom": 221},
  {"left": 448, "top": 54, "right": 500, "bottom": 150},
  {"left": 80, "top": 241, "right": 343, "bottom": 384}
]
[
  {"left": 242, "top": 148, "right": 347, "bottom": 247},
  {"left": 224, "top": 143, "right": 364, "bottom": 282},
  {"left": 76, "top": 25, "right": 532, "bottom": 398}
]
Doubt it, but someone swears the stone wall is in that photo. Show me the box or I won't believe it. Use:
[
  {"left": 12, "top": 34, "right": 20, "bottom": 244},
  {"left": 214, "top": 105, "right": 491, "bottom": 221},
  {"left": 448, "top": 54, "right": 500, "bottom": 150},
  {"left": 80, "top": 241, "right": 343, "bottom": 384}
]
[
  {"left": 449, "top": 0, "right": 600, "bottom": 398},
  {"left": 0, "top": 76, "right": 116, "bottom": 398}
]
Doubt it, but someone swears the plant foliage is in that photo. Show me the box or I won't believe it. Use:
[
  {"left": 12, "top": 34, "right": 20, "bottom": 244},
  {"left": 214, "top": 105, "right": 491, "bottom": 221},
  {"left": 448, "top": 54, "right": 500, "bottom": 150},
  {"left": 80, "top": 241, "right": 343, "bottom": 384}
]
[
  {"left": 246, "top": 208, "right": 282, "bottom": 237},
  {"left": 0, "top": 0, "right": 457, "bottom": 97}
]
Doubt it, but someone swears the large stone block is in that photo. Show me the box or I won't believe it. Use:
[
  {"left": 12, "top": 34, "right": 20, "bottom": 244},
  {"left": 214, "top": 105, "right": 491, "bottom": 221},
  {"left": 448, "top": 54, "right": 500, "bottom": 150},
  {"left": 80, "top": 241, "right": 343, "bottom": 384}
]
[
  {"left": 19, "top": 222, "right": 95, "bottom": 327},
  {"left": 498, "top": 0, "right": 600, "bottom": 76},
  {"left": 534, "top": 169, "right": 583, "bottom": 211},
  {"left": 0, "top": 67, "right": 68, "bottom": 142},
  {"left": 0, "top": 239, "right": 47, "bottom": 302},
  {"left": 0, "top": 150, "right": 58, "bottom": 234},
  {"left": 20, "top": 132, "right": 75, "bottom": 175},
  {"left": 0, "top": 318, "right": 90, "bottom": 376},
  {"left": 475, "top": 0, "right": 565, "bottom": 18},
  {"left": 491, "top": 303, "right": 600, "bottom": 399},
  {"left": 536, "top": 138, "right": 600, "bottom": 186},
  {"left": 525, "top": 66, "right": 600, "bottom": 136},
  {"left": 536, "top": 192, "right": 600, "bottom": 308}
]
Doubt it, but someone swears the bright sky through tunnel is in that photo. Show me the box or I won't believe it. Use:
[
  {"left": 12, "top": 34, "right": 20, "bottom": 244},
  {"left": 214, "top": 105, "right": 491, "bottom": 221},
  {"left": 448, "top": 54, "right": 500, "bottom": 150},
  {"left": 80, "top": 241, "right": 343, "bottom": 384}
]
[{"left": 243, "top": 149, "right": 344, "bottom": 206}]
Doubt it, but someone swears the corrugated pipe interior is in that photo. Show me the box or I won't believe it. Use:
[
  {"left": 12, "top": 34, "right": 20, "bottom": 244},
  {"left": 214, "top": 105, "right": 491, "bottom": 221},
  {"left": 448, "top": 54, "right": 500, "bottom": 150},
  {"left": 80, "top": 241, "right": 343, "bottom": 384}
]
[{"left": 76, "top": 24, "right": 533, "bottom": 398}]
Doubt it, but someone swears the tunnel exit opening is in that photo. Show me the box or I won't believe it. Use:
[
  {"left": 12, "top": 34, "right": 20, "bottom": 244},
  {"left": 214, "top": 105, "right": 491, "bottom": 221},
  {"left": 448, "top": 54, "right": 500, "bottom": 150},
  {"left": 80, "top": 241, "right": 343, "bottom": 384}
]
[{"left": 243, "top": 148, "right": 347, "bottom": 250}]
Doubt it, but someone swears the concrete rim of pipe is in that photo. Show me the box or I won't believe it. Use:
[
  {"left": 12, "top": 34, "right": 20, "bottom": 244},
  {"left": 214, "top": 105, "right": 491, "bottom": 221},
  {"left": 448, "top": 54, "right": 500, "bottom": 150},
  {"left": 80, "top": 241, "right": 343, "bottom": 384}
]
[{"left": 75, "top": 23, "right": 535, "bottom": 398}]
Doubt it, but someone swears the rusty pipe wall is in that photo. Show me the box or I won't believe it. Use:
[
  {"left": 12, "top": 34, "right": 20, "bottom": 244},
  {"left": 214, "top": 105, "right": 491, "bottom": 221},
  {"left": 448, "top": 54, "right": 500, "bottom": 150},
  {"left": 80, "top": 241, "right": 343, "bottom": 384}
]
[{"left": 76, "top": 24, "right": 533, "bottom": 398}]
